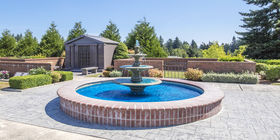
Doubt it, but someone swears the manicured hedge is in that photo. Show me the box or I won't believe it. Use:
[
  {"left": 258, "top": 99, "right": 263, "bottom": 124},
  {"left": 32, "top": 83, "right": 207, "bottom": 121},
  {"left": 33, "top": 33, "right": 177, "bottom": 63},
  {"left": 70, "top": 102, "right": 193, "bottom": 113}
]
[
  {"left": 256, "top": 63, "right": 269, "bottom": 73},
  {"left": 218, "top": 55, "right": 244, "bottom": 62},
  {"left": 56, "top": 71, "right": 73, "bottom": 81},
  {"left": 109, "top": 70, "right": 122, "bottom": 77},
  {"left": 265, "top": 65, "right": 280, "bottom": 81},
  {"left": 201, "top": 72, "right": 259, "bottom": 84},
  {"left": 9, "top": 74, "right": 52, "bottom": 89},
  {"left": 254, "top": 59, "right": 280, "bottom": 65}
]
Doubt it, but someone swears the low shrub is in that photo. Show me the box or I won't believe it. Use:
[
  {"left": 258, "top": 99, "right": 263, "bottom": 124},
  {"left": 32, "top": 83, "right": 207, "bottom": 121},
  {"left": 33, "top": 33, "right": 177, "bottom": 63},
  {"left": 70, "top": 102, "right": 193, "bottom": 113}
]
[
  {"left": 105, "top": 66, "right": 114, "bottom": 72},
  {"left": 0, "top": 70, "right": 9, "bottom": 79},
  {"left": 56, "top": 71, "right": 73, "bottom": 81},
  {"left": 201, "top": 72, "right": 258, "bottom": 84},
  {"left": 259, "top": 71, "right": 266, "bottom": 80},
  {"left": 265, "top": 66, "right": 280, "bottom": 81},
  {"left": 9, "top": 74, "right": 52, "bottom": 89},
  {"left": 256, "top": 63, "right": 269, "bottom": 73},
  {"left": 50, "top": 71, "right": 61, "bottom": 83},
  {"left": 109, "top": 70, "right": 122, "bottom": 77},
  {"left": 218, "top": 55, "right": 244, "bottom": 62},
  {"left": 148, "top": 69, "right": 163, "bottom": 78},
  {"left": 254, "top": 59, "right": 280, "bottom": 65},
  {"left": 103, "top": 71, "right": 111, "bottom": 77},
  {"left": 184, "top": 68, "right": 203, "bottom": 81},
  {"left": 29, "top": 67, "right": 50, "bottom": 75}
]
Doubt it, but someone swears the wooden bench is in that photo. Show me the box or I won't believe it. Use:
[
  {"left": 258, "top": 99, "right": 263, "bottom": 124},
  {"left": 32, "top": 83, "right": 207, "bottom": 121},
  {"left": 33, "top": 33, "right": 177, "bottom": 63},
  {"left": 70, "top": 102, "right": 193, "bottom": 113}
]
[{"left": 81, "top": 67, "right": 98, "bottom": 75}]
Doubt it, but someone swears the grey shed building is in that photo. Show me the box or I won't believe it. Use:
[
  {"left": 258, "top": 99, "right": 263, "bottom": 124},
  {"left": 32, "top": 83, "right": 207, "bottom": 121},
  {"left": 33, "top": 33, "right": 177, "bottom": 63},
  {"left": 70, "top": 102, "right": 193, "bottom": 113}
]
[{"left": 64, "top": 34, "right": 118, "bottom": 70}]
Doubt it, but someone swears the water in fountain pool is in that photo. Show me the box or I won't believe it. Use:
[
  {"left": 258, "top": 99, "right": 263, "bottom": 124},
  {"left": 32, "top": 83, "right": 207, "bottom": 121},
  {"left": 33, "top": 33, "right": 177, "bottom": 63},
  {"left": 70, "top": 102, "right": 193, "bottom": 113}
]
[{"left": 76, "top": 81, "right": 203, "bottom": 102}]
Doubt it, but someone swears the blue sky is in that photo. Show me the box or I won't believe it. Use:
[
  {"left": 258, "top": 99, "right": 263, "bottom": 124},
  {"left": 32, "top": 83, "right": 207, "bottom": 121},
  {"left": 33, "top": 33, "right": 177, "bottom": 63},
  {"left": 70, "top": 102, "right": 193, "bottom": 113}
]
[{"left": 0, "top": 0, "right": 256, "bottom": 44}]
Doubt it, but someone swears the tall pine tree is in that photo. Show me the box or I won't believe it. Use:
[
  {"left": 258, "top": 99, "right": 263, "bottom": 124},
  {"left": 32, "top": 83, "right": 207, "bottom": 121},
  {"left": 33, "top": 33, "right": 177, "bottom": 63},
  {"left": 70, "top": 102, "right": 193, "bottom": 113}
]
[
  {"left": 67, "top": 21, "right": 86, "bottom": 41},
  {"left": 100, "top": 21, "right": 121, "bottom": 42},
  {"left": 173, "top": 37, "right": 182, "bottom": 49},
  {"left": 125, "top": 18, "right": 167, "bottom": 57},
  {"left": 237, "top": 0, "right": 280, "bottom": 59},
  {"left": 39, "top": 22, "right": 64, "bottom": 57},
  {"left": 16, "top": 30, "right": 39, "bottom": 56},
  {"left": 0, "top": 30, "right": 17, "bottom": 56}
]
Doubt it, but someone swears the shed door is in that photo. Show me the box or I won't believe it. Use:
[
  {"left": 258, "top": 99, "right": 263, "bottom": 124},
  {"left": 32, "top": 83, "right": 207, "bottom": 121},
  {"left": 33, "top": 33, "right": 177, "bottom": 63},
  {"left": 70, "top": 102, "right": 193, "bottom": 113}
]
[{"left": 78, "top": 46, "right": 90, "bottom": 68}]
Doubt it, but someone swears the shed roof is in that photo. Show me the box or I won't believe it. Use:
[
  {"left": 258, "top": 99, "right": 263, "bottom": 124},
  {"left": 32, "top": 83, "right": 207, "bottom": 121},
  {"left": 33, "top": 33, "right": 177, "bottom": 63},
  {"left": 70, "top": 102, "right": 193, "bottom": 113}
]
[{"left": 64, "top": 34, "right": 119, "bottom": 45}]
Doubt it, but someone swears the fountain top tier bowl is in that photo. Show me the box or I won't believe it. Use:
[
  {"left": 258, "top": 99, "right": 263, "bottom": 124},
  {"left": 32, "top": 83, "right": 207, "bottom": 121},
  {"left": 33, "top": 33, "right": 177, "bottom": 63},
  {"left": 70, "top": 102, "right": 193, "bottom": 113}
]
[{"left": 120, "top": 65, "right": 153, "bottom": 70}]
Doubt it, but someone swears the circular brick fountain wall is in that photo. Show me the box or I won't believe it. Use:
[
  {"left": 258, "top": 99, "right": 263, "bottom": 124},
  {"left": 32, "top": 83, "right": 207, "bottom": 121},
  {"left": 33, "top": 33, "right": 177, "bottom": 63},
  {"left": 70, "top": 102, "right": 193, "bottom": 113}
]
[{"left": 57, "top": 79, "right": 224, "bottom": 127}]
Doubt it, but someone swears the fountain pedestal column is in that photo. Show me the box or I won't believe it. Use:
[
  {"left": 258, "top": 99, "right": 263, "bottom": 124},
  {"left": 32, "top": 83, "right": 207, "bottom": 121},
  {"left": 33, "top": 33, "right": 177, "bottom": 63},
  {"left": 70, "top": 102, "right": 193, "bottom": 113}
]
[{"left": 114, "top": 40, "right": 162, "bottom": 94}]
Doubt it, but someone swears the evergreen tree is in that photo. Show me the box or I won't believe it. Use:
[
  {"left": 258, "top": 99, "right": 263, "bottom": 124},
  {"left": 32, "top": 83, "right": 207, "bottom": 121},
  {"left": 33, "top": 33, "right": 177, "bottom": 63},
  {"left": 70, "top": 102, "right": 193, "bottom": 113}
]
[
  {"left": 237, "top": 0, "right": 280, "bottom": 59},
  {"left": 125, "top": 18, "right": 167, "bottom": 57},
  {"left": 159, "top": 36, "right": 164, "bottom": 47},
  {"left": 67, "top": 21, "right": 86, "bottom": 41},
  {"left": 0, "top": 30, "right": 17, "bottom": 56},
  {"left": 14, "top": 33, "right": 23, "bottom": 42},
  {"left": 165, "top": 39, "right": 173, "bottom": 54},
  {"left": 39, "top": 22, "right": 64, "bottom": 57},
  {"left": 188, "top": 40, "right": 201, "bottom": 57},
  {"left": 173, "top": 37, "right": 182, "bottom": 49},
  {"left": 190, "top": 40, "right": 198, "bottom": 49},
  {"left": 16, "top": 30, "right": 39, "bottom": 56},
  {"left": 113, "top": 42, "right": 129, "bottom": 59},
  {"left": 100, "top": 21, "right": 121, "bottom": 42}
]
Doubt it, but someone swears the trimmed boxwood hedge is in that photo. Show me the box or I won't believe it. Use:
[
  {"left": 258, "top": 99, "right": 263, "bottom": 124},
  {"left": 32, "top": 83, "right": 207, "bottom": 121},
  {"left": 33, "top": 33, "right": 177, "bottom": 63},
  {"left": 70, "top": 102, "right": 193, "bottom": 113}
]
[
  {"left": 201, "top": 72, "right": 259, "bottom": 84},
  {"left": 56, "top": 71, "right": 73, "bottom": 81},
  {"left": 9, "top": 74, "right": 52, "bottom": 89},
  {"left": 265, "top": 65, "right": 280, "bottom": 81}
]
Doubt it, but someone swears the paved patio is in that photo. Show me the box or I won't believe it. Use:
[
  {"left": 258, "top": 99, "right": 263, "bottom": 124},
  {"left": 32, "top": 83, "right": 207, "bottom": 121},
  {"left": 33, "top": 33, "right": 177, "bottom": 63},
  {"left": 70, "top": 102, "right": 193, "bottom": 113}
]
[{"left": 0, "top": 76, "right": 279, "bottom": 140}]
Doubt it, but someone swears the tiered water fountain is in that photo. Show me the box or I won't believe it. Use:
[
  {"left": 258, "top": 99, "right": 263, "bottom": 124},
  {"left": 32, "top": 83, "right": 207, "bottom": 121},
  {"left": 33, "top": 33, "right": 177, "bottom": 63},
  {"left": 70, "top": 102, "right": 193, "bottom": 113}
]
[
  {"left": 57, "top": 40, "right": 224, "bottom": 127},
  {"left": 114, "top": 41, "right": 162, "bottom": 93}
]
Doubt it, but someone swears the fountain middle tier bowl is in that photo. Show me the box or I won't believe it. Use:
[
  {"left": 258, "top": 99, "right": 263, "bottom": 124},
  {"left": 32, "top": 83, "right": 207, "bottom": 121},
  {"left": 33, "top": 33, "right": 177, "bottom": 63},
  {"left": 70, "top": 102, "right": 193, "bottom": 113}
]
[
  {"left": 120, "top": 65, "right": 153, "bottom": 70},
  {"left": 114, "top": 77, "right": 161, "bottom": 86}
]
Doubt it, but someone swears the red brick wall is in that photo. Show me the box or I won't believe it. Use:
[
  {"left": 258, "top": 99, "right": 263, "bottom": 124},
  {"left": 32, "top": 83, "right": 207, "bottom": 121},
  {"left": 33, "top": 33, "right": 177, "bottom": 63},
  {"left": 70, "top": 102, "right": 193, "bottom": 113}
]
[
  {"left": 0, "top": 61, "right": 52, "bottom": 76},
  {"left": 114, "top": 58, "right": 256, "bottom": 73},
  {"left": 0, "top": 57, "right": 65, "bottom": 76},
  {"left": 0, "top": 57, "right": 64, "bottom": 68}
]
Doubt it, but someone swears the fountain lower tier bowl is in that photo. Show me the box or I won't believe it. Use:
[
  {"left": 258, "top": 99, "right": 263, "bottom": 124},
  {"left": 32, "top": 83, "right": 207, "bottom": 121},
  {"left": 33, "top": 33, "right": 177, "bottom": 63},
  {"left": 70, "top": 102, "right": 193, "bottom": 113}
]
[
  {"left": 113, "top": 78, "right": 162, "bottom": 93},
  {"left": 57, "top": 78, "right": 224, "bottom": 127}
]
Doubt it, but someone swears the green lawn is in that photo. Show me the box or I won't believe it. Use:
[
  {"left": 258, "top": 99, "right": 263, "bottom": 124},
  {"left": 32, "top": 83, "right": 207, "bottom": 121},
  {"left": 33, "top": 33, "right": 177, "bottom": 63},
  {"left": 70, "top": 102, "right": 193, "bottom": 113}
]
[
  {"left": 164, "top": 71, "right": 185, "bottom": 79},
  {"left": 0, "top": 82, "right": 9, "bottom": 89},
  {"left": 86, "top": 73, "right": 103, "bottom": 77}
]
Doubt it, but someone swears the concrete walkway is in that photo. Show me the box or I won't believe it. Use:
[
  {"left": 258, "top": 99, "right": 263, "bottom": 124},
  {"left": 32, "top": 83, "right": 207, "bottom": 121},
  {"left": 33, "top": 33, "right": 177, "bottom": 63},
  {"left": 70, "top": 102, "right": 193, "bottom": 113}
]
[
  {"left": 0, "top": 119, "right": 103, "bottom": 140},
  {"left": 0, "top": 76, "right": 280, "bottom": 140}
]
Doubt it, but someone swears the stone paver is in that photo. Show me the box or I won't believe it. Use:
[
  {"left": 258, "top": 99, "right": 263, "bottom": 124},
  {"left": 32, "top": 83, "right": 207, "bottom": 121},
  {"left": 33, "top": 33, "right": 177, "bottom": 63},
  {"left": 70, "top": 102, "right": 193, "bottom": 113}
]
[{"left": 0, "top": 76, "right": 279, "bottom": 140}]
